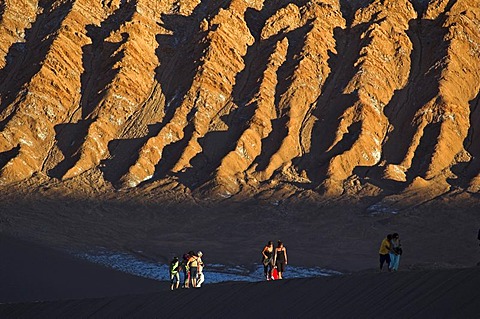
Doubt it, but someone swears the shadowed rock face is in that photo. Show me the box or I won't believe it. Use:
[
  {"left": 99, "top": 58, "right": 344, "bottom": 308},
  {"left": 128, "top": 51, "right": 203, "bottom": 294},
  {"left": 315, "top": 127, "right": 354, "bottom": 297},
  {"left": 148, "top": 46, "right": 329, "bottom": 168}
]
[{"left": 0, "top": 0, "right": 479, "bottom": 201}]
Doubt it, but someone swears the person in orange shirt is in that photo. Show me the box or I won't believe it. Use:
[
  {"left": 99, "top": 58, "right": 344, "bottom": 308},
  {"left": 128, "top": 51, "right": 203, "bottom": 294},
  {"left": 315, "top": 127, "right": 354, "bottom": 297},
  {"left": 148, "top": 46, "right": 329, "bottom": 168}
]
[{"left": 379, "top": 234, "right": 392, "bottom": 271}]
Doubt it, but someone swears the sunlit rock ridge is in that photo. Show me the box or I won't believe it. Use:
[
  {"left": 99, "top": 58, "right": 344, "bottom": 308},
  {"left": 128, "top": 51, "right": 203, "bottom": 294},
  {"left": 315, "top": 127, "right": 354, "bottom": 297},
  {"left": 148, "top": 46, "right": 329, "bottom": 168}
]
[{"left": 0, "top": 0, "right": 479, "bottom": 202}]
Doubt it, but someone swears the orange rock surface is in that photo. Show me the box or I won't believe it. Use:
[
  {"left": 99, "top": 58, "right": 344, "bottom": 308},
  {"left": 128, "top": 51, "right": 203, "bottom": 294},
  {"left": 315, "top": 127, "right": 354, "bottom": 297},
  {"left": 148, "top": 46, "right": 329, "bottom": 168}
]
[{"left": 0, "top": 0, "right": 479, "bottom": 202}]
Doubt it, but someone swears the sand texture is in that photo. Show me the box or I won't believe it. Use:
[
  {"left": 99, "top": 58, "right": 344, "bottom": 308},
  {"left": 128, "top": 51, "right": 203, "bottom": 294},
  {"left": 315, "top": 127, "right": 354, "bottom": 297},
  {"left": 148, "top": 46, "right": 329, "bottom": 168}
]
[
  {"left": 2, "top": 266, "right": 480, "bottom": 318},
  {"left": 0, "top": 235, "right": 163, "bottom": 304}
]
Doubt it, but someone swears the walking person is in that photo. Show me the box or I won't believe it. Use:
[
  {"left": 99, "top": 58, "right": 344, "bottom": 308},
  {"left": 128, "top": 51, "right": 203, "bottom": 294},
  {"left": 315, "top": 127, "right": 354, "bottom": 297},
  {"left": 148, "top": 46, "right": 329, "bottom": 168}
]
[
  {"left": 379, "top": 234, "right": 392, "bottom": 272},
  {"left": 389, "top": 233, "right": 402, "bottom": 271},
  {"left": 196, "top": 251, "right": 205, "bottom": 288},
  {"left": 273, "top": 240, "right": 288, "bottom": 279},
  {"left": 261, "top": 241, "right": 274, "bottom": 280},
  {"left": 169, "top": 256, "right": 180, "bottom": 290}
]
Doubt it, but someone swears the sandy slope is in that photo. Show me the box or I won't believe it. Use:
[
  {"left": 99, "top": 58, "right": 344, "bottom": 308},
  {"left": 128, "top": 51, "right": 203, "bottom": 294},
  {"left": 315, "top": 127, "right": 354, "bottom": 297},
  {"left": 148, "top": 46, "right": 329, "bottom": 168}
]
[
  {"left": 1, "top": 232, "right": 479, "bottom": 318},
  {"left": 0, "top": 234, "right": 164, "bottom": 304},
  {"left": 1, "top": 194, "right": 480, "bottom": 276},
  {"left": 1, "top": 266, "right": 480, "bottom": 318}
]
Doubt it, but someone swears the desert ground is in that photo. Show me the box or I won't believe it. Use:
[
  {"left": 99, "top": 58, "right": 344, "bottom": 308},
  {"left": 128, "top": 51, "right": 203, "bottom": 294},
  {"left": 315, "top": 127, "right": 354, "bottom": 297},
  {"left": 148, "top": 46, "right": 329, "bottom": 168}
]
[
  {"left": 1, "top": 190, "right": 480, "bottom": 317},
  {"left": 1, "top": 191, "right": 479, "bottom": 274},
  {"left": 1, "top": 0, "right": 480, "bottom": 316},
  {"left": 1, "top": 190, "right": 480, "bottom": 270},
  {"left": 1, "top": 236, "right": 480, "bottom": 318}
]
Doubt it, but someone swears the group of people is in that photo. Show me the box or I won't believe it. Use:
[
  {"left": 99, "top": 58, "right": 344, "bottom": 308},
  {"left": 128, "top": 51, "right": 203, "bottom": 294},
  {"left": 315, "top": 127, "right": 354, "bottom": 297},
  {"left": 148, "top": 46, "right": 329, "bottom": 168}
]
[
  {"left": 169, "top": 240, "right": 289, "bottom": 290},
  {"left": 379, "top": 233, "right": 402, "bottom": 272},
  {"left": 261, "top": 240, "right": 288, "bottom": 280},
  {"left": 169, "top": 250, "right": 204, "bottom": 290},
  {"left": 168, "top": 228, "right": 477, "bottom": 289}
]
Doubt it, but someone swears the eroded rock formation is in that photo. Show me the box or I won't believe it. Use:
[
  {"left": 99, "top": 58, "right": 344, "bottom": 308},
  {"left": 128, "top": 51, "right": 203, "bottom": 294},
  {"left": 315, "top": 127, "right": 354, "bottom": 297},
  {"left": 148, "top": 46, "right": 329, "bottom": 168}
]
[{"left": 0, "top": 0, "right": 479, "bottom": 202}]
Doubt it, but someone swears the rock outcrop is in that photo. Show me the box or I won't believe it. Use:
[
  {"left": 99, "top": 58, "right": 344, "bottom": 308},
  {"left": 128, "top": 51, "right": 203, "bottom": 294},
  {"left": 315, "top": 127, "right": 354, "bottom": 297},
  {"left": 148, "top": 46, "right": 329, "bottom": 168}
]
[{"left": 0, "top": 0, "right": 479, "bottom": 202}]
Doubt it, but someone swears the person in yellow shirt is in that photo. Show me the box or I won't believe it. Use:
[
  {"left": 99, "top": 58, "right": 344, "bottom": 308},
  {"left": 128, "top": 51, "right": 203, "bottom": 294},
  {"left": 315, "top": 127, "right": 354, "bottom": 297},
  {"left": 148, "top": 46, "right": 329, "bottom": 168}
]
[{"left": 379, "top": 234, "right": 392, "bottom": 271}]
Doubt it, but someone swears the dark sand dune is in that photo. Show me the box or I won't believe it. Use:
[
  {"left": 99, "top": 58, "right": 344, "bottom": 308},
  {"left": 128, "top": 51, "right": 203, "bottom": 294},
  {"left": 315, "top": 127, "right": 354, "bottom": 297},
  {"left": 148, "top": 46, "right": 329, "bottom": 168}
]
[
  {"left": 0, "top": 235, "right": 164, "bottom": 304},
  {"left": 2, "top": 267, "right": 480, "bottom": 318}
]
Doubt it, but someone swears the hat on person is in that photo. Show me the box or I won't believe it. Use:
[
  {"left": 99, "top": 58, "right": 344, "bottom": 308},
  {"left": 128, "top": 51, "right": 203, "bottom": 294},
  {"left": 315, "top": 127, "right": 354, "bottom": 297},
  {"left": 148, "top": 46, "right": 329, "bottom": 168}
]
[{"left": 197, "top": 251, "right": 203, "bottom": 256}]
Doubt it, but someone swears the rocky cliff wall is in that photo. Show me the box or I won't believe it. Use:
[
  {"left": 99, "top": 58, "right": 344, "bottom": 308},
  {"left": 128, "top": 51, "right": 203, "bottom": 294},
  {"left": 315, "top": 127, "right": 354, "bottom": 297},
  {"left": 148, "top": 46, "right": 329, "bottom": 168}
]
[{"left": 0, "top": 0, "right": 479, "bottom": 203}]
